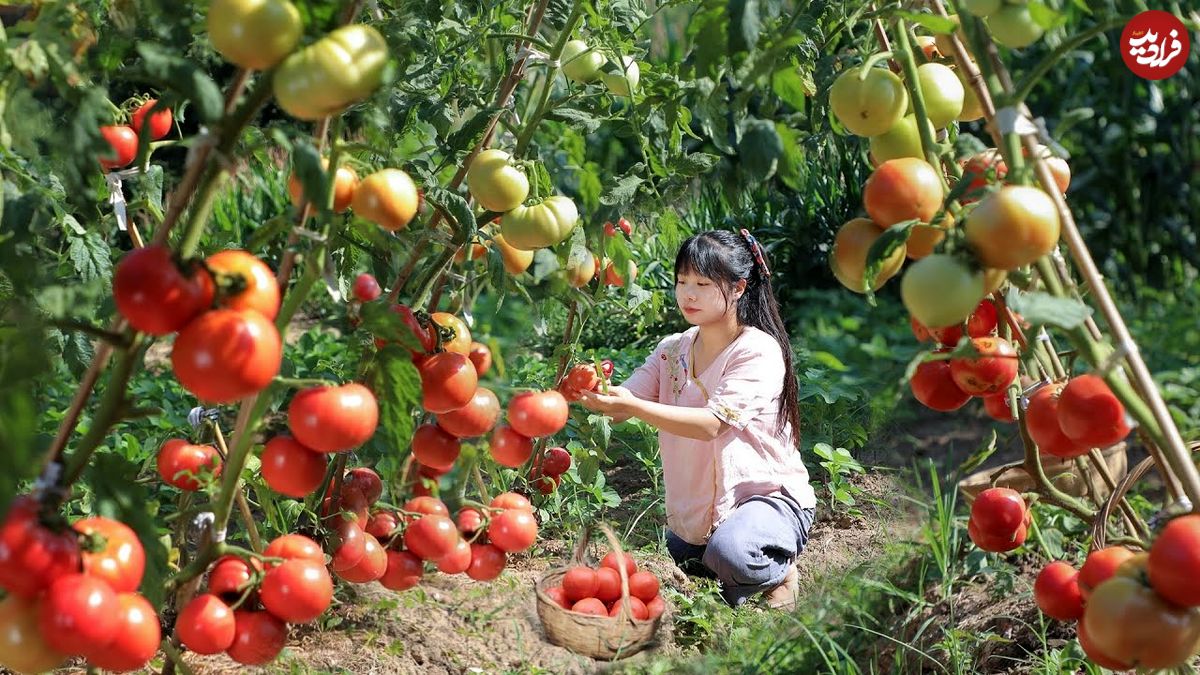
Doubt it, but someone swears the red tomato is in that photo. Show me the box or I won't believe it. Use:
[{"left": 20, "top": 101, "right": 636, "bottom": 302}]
[
  {"left": 171, "top": 308, "right": 282, "bottom": 403},
  {"left": 948, "top": 336, "right": 1018, "bottom": 395},
  {"left": 507, "top": 390, "right": 569, "bottom": 438},
  {"left": 562, "top": 566, "right": 599, "bottom": 602},
  {"left": 206, "top": 250, "right": 280, "bottom": 320},
  {"left": 970, "top": 487, "right": 1027, "bottom": 535},
  {"left": 929, "top": 323, "right": 963, "bottom": 347},
  {"left": 419, "top": 352, "right": 479, "bottom": 413},
  {"left": 130, "top": 99, "right": 173, "bottom": 140},
  {"left": 377, "top": 304, "right": 437, "bottom": 355},
  {"left": 322, "top": 487, "right": 370, "bottom": 525},
  {"left": 260, "top": 559, "right": 333, "bottom": 624},
  {"left": 465, "top": 543, "right": 507, "bottom": 581},
  {"left": 1079, "top": 546, "right": 1135, "bottom": 600},
  {"left": 608, "top": 596, "right": 649, "bottom": 620},
  {"left": 863, "top": 158, "right": 944, "bottom": 227},
  {"left": 967, "top": 519, "right": 1027, "bottom": 552},
  {"left": 99, "top": 125, "right": 138, "bottom": 169},
  {"left": 468, "top": 341, "right": 492, "bottom": 376},
  {"left": 572, "top": 598, "right": 608, "bottom": 616},
  {"left": 545, "top": 585, "right": 572, "bottom": 608},
  {"left": 343, "top": 467, "right": 384, "bottom": 503},
  {"left": 73, "top": 517, "right": 145, "bottom": 594},
  {"left": 380, "top": 550, "right": 424, "bottom": 591},
  {"left": 646, "top": 595, "right": 666, "bottom": 620},
  {"left": 336, "top": 533, "right": 387, "bottom": 583},
  {"left": 207, "top": 555, "right": 260, "bottom": 600},
  {"left": 456, "top": 508, "right": 484, "bottom": 536},
  {"left": 910, "top": 315, "right": 933, "bottom": 342},
  {"left": 601, "top": 551, "right": 638, "bottom": 577},
  {"left": 542, "top": 447, "right": 572, "bottom": 476},
  {"left": 177, "top": 594, "right": 236, "bottom": 655},
  {"left": 1148, "top": 515, "right": 1200, "bottom": 607},
  {"left": 81, "top": 592, "right": 160, "bottom": 672},
  {"left": 1033, "top": 561, "right": 1084, "bottom": 621},
  {"left": 365, "top": 510, "right": 400, "bottom": 540},
  {"left": 38, "top": 573, "right": 120, "bottom": 655},
  {"left": 981, "top": 393, "right": 1014, "bottom": 422},
  {"left": 353, "top": 273, "right": 382, "bottom": 302},
  {"left": 487, "top": 509, "right": 537, "bottom": 553},
  {"left": 593, "top": 566, "right": 622, "bottom": 603},
  {"left": 329, "top": 518, "right": 367, "bottom": 573},
  {"left": 910, "top": 358, "right": 971, "bottom": 412},
  {"left": 1057, "top": 375, "right": 1131, "bottom": 449},
  {"left": 1025, "top": 384, "right": 1088, "bottom": 458},
  {"left": 113, "top": 245, "right": 214, "bottom": 335},
  {"left": 436, "top": 387, "right": 501, "bottom": 438},
  {"left": 403, "top": 515, "right": 460, "bottom": 561},
  {"left": 411, "top": 423, "right": 462, "bottom": 472},
  {"left": 436, "top": 538, "right": 473, "bottom": 574},
  {"left": 533, "top": 474, "right": 560, "bottom": 494},
  {"left": 157, "top": 438, "right": 221, "bottom": 491},
  {"left": 0, "top": 497, "right": 81, "bottom": 600},
  {"left": 489, "top": 425, "right": 534, "bottom": 468},
  {"left": 490, "top": 492, "right": 533, "bottom": 512},
  {"left": 264, "top": 534, "right": 324, "bottom": 565},
  {"left": 287, "top": 383, "right": 379, "bottom": 453},
  {"left": 226, "top": 610, "right": 288, "bottom": 665},
  {"left": 402, "top": 496, "right": 450, "bottom": 519},
  {"left": 967, "top": 299, "right": 999, "bottom": 337},
  {"left": 627, "top": 570, "right": 660, "bottom": 603},
  {"left": 559, "top": 364, "right": 601, "bottom": 401},
  {"left": 261, "top": 436, "right": 327, "bottom": 498}
]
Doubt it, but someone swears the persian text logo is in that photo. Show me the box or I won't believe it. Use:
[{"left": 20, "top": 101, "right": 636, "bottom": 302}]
[{"left": 1120, "top": 10, "right": 1190, "bottom": 80}]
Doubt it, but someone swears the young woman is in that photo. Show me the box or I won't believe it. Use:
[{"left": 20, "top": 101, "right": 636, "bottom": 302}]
[{"left": 579, "top": 229, "right": 816, "bottom": 609}]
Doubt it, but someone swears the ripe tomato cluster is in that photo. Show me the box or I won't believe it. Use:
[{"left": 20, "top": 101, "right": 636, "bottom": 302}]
[
  {"left": 0, "top": 499, "right": 158, "bottom": 673},
  {"left": 529, "top": 446, "right": 573, "bottom": 494},
  {"left": 557, "top": 360, "right": 614, "bottom": 402},
  {"left": 967, "top": 487, "right": 1030, "bottom": 553},
  {"left": 1032, "top": 515, "right": 1200, "bottom": 670},
  {"left": 908, "top": 300, "right": 1017, "bottom": 414},
  {"left": 544, "top": 552, "right": 666, "bottom": 621},
  {"left": 99, "top": 98, "right": 174, "bottom": 170}
]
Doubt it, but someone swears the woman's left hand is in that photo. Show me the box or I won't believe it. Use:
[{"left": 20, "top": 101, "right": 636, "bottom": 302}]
[{"left": 577, "top": 386, "right": 640, "bottom": 416}]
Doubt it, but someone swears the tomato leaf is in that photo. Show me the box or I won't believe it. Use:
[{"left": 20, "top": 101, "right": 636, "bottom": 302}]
[
  {"left": 775, "top": 123, "right": 807, "bottom": 191},
  {"left": 0, "top": 322, "right": 49, "bottom": 521},
  {"left": 957, "top": 429, "right": 998, "bottom": 477},
  {"left": 368, "top": 346, "right": 421, "bottom": 456},
  {"left": 667, "top": 152, "right": 721, "bottom": 178},
  {"left": 424, "top": 187, "right": 475, "bottom": 241},
  {"left": 531, "top": 249, "right": 560, "bottom": 284},
  {"left": 600, "top": 170, "right": 645, "bottom": 206},
  {"left": 728, "top": 0, "right": 762, "bottom": 54},
  {"left": 1004, "top": 288, "right": 1092, "bottom": 330},
  {"left": 360, "top": 302, "right": 425, "bottom": 353},
  {"left": 893, "top": 10, "right": 959, "bottom": 35},
  {"left": 546, "top": 107, "right": 604, "bottom": 134},
  {"left": 134, "top": 44, "right": 223, "bottom": 125},
  {"left": 291, "top": 142, "right": 329, "bottom": 215},
  {"left": 1027, "top": 1, "right": 1066, "bottom": 30},
  {"left": 862, "top": 219, "right": 917, "bottom": 298},
  {"left": 738, "top": 118, "right": 783, "bottom": 182},
  {"left": 67, "top": 232, "right": 113, "bottom": 285},
  {"left": 445, "top": 107, "right": 498, "bottom": 155},
  {"left": 771, "top": 66, "right": 812, "bottom": 109}
]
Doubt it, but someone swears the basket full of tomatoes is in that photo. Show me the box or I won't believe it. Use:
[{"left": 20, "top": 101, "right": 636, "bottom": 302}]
[{"left": 534, "top": 523, "right": 665, "bottom": 660}]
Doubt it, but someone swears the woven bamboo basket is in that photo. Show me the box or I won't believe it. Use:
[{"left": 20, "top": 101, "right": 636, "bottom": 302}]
[
  {"left": 958, "top": 442, "right": 1128, "bottom": 506},
  {"left": 534, "top": 522, "right": 662, "bottom": 660}
]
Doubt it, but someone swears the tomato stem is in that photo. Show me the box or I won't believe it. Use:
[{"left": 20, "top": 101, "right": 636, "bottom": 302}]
[
  {"left": 513, "top": 0, "right": 586, "bottom": 157},
  {"left": 891, "top": 23, "right": 947, "bottom": 180}
]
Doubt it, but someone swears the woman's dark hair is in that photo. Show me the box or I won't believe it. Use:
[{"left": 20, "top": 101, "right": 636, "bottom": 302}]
[{"left": 674, "top": 230, "right": 801, "bottom": 444}]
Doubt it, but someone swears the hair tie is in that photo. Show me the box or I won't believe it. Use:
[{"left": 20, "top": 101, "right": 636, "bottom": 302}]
[{"left": 739, "top": 228, "right": 771, "bottom": 277}]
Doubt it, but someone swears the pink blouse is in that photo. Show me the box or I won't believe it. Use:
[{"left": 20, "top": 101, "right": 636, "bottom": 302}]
[{"left": 621, "top": 326, "right": 816, "bottom": 545}]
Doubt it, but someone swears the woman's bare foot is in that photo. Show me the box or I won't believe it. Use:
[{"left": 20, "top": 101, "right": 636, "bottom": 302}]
[{"left": 765, "top": 562, "right": 798, "bottom": 610}]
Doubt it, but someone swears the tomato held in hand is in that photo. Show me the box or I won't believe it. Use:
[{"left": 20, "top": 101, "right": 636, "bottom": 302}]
[
  {"left": 73, "top": 516, "right": 145, "bottom": 594},
  {"left": 206, "top": 249, "right": 280, "bottom": 320},
  {"left": 130, "top": 99, "right": 173, "bottom": 140},
  {"left": 287, "top": 383, "right": 379, "bottom": 453},
  {"left": 99, "top": 125, "right": 138, "bottom": 170},
  {"left": 171, "top": 308, "right": 282, "bottom": 403},
  {"left": 114, "top": 245, "right": 214, "bottom": 335},
  {"left": 157, "top": 439, "right": 221, "bottom": 491}
]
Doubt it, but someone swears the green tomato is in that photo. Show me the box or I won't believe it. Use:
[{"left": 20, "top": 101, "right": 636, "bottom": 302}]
[
  {"left": 962, "top": 0, "right": 1002, "bottom": 17},
  {"left": 900, "top": 254, "right": 985, "bottom": 329},
  {"left": 208, "top": 0, "right": 302, "bottom": 70},
  {"left": 601, "top": 57, "right": 640, "bottom": 97},
  {"left": 466, "top": 149, "right": 529, "bottom": 213},
  {"left": 273, "top": 24, "right": 389, "bottom": 121},
  {"left": 561, "top": 40, "right": 607, "bottom": 84},
  {"left": 869, "top": 115, "right": 935, "bottom": 163},
  {"left": 912, "top": 63, "right": 964, "bottom": 128},
  {"left": 499, "top": 196, "right": 579, "bottom": 251},
  {"left": 987, "top": 5, "right": 1044, "bottom": 49},
  {"left": 957, "top": 68, "right": 985, "bottom": 122},
  {"left": 830, "top": 66, "right": 908, "bottom": 137}
]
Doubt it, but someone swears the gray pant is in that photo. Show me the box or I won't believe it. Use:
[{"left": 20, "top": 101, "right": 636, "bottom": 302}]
[{"left": 666, "top": 494, "right": 815, "bottom": 607}]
